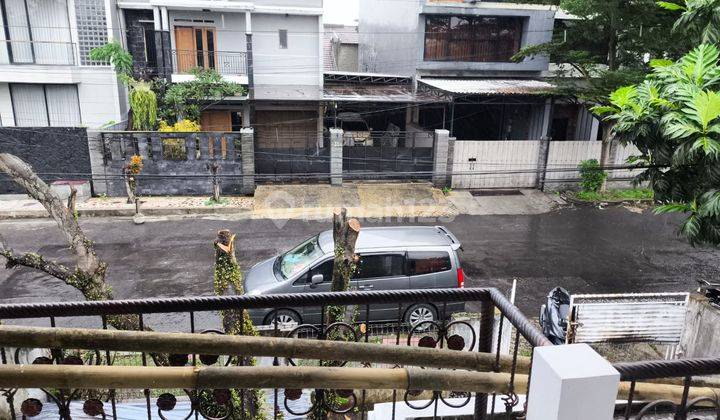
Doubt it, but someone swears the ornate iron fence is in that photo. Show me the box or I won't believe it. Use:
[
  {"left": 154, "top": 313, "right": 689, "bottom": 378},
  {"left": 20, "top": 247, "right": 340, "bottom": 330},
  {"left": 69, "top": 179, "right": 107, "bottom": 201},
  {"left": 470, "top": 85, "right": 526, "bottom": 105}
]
[
  {"left": 0, "top": 288, "right": 550, "bottom": 419},
  {"left": 613, "top": 358, "right": 720, "bottom": 419}
]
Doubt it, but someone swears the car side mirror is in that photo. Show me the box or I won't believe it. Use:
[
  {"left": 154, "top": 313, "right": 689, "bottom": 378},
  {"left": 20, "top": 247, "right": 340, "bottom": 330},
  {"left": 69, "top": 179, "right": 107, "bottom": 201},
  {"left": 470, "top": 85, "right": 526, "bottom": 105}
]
[{"left": 310, "top": 274, "right": 324, "bottom": 286}]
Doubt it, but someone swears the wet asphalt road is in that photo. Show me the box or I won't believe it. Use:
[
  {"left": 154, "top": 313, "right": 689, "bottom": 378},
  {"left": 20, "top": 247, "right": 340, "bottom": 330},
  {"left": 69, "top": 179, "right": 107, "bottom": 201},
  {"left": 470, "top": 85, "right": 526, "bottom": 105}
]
[{"left": 0, "top": 206, "right": 718, "bottom": 321}]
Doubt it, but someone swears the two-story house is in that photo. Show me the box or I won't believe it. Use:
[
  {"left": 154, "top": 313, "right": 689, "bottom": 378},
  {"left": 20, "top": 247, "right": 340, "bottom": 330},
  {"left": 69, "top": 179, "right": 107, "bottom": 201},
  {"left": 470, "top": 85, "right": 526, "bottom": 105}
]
[
  {"left": 0, "top": 0, "right": 127, "bottom": 128},
  {"left": 119, "top": 0, "right": 323, "bottom": 147},
  {"left": 358, "top": 0, "right": 599, "bottom": 141},
  {"left": 0, "top": 0, "right": 325, "bottom": 143}
]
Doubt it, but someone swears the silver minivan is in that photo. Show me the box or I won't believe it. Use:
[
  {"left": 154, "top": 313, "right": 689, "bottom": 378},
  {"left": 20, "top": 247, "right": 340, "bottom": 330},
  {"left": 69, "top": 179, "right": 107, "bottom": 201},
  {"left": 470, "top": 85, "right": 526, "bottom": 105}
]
[{"left": 244, "top": 226, "right": 465, "bottom": 327}]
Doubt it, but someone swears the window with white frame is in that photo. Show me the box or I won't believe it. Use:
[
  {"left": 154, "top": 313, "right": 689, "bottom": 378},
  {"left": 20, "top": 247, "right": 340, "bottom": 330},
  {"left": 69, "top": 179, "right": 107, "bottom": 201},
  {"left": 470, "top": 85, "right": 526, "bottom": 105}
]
[
  {"left": 0, "top": 0, "right": 74, "bottom": 65},
  {"left": 10, "top": 84, "right": 81, "bottom": 126}
]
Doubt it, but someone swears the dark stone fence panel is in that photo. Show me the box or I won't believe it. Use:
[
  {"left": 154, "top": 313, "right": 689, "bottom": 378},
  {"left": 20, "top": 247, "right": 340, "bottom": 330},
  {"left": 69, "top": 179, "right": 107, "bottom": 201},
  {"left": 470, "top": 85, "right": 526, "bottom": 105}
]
[
  {"left": 101, "top": 131, "right": 254, "bottom": 196},
  {"left": 0, "top": 127, "right": 89, "bottom": 194}
]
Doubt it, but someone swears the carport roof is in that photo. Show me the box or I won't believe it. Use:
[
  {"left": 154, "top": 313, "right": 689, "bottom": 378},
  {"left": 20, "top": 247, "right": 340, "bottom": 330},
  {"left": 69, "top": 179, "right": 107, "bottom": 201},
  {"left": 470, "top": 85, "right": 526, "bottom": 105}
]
[
  {"left": 323, "top": 84, "right": 450, "bottom": 103},
  {"left": 418, "top": 78, "right": 555, "bottom": 95}
]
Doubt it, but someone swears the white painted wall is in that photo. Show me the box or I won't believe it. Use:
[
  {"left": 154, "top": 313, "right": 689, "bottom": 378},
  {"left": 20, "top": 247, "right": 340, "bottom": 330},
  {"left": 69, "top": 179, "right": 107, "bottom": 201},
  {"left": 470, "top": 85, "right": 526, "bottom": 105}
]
[
  {"left": 0, "top": 83, "right": 13, "bottom": 126},
  {"left": 546, "top": 141, "right": 602, "bottom": 183},
  {"left": 0, "top": 67, "right": 123, "bottom": 128},
  {"left": 452, "top": 140, "right": 541, "bottom": 189},
  {"left": 251, "top": 13, "right": 321, "bottom": 87}
]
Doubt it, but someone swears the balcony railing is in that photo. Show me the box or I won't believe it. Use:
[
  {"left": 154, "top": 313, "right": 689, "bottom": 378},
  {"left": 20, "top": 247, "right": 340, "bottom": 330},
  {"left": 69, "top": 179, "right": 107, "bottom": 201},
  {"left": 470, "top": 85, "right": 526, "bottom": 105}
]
[
  {"left": 0, "top": 287, "right": 549, "bottom": 419},
  {"left": 0, "top": 40, "right": 76, "bottom": 66},
  {"left": 171, "top": 49, "right": 247, "bottom": 75}
]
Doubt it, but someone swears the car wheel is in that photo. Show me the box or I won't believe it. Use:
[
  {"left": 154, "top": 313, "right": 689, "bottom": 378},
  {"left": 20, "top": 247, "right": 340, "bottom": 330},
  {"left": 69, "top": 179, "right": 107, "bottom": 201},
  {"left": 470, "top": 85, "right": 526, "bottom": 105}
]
[
  {"left": 264, "top": 309, "right": 301, "bottom": 327},
  {"left": 405, "top": 304, "right": 437, "bottom": 331}
]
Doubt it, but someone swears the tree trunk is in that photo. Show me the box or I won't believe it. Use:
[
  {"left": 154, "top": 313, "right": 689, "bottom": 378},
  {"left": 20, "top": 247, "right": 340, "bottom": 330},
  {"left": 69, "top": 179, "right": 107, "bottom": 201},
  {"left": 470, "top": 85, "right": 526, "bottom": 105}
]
[
  {"left": 213, "top": 229, "right": 265, "bottom": 418},
  {"left": 0, "top": 153, "right": 162, "bottom": 360},
  {"left": 599, "top": 121, "right": 616, "bottom": 192},
  {"left": 67, "top": 185, "right": 77, "bottom": 217},
  {"left": 328, "top": 208, "right": 361, "bottom": 325},
  {"left": 0, "top": 153, "right": 102, "bottom": 275},
  {"left": 208, "top": 162, "right": 221, "bottom": 203},
  {"left": 124, "top": 168, "right": 136, "bottom": 204}
]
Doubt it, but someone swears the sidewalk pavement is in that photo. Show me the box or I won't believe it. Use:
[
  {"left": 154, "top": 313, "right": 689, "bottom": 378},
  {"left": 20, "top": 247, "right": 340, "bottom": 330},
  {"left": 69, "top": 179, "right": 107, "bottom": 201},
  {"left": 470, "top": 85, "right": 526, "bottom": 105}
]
[{"left": 0, "top": 183, "right": 564, "bottom": 220}]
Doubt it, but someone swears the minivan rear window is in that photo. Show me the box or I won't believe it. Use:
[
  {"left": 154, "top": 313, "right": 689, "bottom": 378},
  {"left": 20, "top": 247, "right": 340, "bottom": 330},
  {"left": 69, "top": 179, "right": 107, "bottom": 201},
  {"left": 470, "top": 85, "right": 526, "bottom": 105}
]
[
  {"left": 354, "top": 254, "right": 405, "bottom": 279},
  {"left": 407, "top": 251, "right": 451, "bottom": 275}
]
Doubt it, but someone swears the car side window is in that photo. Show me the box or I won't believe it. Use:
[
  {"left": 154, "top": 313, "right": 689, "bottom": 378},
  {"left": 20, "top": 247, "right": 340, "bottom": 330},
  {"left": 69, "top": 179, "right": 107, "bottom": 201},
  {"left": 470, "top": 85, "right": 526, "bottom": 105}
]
[
  {"left": 407, "top": 251, "right": 452, "bottom": 275},
  {"left": 353, "top": 254, "right": 405, "bottom": 279},
  {"left": 293, "top": 259, "right": 333, "bottom": 286}
]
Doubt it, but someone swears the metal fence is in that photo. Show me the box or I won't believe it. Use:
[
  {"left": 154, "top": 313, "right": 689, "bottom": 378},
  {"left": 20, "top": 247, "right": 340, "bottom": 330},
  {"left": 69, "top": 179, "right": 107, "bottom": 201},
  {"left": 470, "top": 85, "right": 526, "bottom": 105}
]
[
  {"left": 343, "top": 131, "right": 435, "bottom": 181},
  {"left": 613, "top": 358, "right": 720, "bottom": 419},
  {"left": 254, "top": 131, "right": 330, "bottom": 183},
  {"left": 171, "top": 50, "right": 248, "bottom": 75},
  {"left": 0, "top": 288, "right": 550, "bottom": 419}
]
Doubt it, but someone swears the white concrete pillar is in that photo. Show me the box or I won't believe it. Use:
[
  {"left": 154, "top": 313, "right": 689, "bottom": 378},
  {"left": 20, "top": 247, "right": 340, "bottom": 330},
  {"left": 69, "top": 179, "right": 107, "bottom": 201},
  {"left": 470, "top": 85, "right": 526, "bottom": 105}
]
[
  {"left": 527, "top": 344, "right": 619, "bottom": 420},
  {"left": 329, "top": 128, "right": 343, "bottom": 186},
  {"left": 240, "top": 128, "right": 255, "bottom": 194},
  {"left": 432, "top": 129, "right": 450, "bottom": 188}
]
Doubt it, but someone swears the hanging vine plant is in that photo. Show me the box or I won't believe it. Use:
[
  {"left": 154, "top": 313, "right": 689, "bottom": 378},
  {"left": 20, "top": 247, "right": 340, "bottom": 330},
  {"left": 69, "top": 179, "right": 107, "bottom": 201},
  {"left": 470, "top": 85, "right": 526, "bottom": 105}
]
[
  {"left": 128, "top": 81, "right": 157, "bottom": 131},
  {"left": 90, "top": 42, "right": 158, "bottom": 130}
]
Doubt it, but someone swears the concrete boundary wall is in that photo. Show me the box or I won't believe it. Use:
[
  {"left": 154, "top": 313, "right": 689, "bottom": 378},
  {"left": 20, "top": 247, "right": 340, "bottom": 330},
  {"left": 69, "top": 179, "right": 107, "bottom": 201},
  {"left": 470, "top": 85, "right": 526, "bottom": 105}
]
[{"left": 451, "top": 140, "right": 641, "bottom": 190}]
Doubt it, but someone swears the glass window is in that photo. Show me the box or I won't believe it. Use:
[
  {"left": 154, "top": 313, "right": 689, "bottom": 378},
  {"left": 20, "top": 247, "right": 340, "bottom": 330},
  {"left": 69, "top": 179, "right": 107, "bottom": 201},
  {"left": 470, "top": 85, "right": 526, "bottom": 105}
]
[
  {"left": 279, "top": 29, "right": 288, "bottom": 49},
  {"left": 279, "top": 234, "right": 324, "bottom": 279},
  {"left": 11, "top": 83, "right": 81, "bottom": 127},
  {"left": 295, "top": 259, "right": 333, "bottom": 285},
  {"left": 408, "top": 251, "right": 452, "bottom": 275},
  {"left": 354, "top": 254, "right": 405, "bottom": 279},
  {"left": 3, "top": 0, "right": 73, "bottom": 65},
  {"left": 424, "top": 15, "right": 523, "bottom": 62}
]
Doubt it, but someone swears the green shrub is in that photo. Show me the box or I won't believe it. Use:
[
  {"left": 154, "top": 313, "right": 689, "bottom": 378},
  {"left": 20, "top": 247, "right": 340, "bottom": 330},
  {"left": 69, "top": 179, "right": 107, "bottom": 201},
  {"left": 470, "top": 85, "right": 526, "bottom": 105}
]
[{"left": 578, "top": 159, "right": 607, "bottom": 192}]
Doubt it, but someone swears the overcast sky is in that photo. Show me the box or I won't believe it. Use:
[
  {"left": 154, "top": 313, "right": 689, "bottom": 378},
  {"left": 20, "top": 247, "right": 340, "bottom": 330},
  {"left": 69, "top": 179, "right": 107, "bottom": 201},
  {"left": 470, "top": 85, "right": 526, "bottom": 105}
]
[{"left": 324, "top": 0, "right": 360, "bottom": 25}]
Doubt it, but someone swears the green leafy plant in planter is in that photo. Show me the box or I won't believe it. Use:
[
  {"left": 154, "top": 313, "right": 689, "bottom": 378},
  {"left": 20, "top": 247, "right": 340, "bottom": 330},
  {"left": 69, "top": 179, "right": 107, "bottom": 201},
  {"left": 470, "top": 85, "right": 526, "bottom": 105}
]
[{"left": 89, "top": 42, "right": 157, "bottom": 130}]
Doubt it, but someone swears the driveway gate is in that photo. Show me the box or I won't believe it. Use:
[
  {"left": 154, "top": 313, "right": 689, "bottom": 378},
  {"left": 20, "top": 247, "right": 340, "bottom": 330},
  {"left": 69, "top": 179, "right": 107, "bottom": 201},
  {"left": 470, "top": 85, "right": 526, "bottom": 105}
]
[{"left": 342, "top": 131, "right": 435, "bottom": 181}]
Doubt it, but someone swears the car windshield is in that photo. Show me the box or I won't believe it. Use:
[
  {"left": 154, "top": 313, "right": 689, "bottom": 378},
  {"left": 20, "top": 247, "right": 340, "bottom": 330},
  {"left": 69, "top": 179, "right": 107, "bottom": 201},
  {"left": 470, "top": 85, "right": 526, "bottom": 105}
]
[{"left": 278, "top": 234, "right": 324, "bottom": 279}]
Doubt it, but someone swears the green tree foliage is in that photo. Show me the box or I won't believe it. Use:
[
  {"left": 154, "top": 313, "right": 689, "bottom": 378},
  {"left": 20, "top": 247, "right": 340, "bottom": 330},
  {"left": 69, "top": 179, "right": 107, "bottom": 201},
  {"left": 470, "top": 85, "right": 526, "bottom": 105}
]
[
  {"left": 578, "top": 159, "right": 608, "bottom": 192},
  {"left": 158, "top": 68, "right": 245, "bottom": 123},
  {"left": 657, "top": 0, "right": 720, "bottom": 45},
  {"left": 89, "top": 41, "right": 133, "bottom": 80},
  {"left": 596, "top": 44, "right": 720, "bottom": 245},
  {"left": 515, "top": 0, "right": 691, "bottom": 104}
]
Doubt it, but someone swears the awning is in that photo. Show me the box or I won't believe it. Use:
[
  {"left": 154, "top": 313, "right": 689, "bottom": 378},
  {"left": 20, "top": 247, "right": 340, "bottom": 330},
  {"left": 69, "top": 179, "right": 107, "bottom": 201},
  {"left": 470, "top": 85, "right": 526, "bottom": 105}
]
[
  {"left": 323, "top": 84, "right": 449, "bottom": 103},
  {"left": 418, "top": 78, "right": 555, "bottom": 96}
]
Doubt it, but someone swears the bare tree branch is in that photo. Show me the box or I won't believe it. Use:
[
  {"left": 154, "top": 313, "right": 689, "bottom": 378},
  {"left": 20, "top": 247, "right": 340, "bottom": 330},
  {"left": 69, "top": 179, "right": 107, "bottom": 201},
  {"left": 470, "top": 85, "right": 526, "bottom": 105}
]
[
  {"left": 0, "top": 235, "right": 74, "bottom": 280},
  {"left": 0, "top": 153, "right": 101, "bottom": 275}
]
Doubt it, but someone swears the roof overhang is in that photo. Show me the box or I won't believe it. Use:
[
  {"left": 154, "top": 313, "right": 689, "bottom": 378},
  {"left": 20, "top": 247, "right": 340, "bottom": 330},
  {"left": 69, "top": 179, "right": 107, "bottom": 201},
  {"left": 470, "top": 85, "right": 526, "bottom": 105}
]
[
  {"left": 146, "top": 0, "right": 321, "bottom": 15},
  {"left": 324, "top": 71, "right": 413, "bottom": 85},
  {"left": 323, "top": 84, "right": 450, "bottom": 103},
  {"left": 418, "top": 78, "right": 555, "bottom": 96}
]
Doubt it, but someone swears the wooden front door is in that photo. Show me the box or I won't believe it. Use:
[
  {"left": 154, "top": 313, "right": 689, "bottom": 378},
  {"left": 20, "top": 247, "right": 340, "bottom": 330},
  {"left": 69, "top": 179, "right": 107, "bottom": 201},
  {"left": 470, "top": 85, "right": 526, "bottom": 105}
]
[
  {"left": 174, "top": 27, "right": 217, "bottom": 73},
  {"left": 200, "top": 110, "right": 232, "bottom": 132}
]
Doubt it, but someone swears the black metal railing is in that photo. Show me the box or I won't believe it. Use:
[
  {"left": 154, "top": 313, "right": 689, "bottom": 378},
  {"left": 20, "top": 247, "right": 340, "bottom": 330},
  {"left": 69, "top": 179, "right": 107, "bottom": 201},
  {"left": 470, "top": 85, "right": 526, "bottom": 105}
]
[
  {"left": 0, "top": 287, "right": 550, "bottom": 419},
  {"left": 0, "top": 40, "right": 76, "bottom": 65},
  {"left": 613, "top": 358, "right": 720, "bottom": 419},
  {"left": 171, "top": 49, "right": 247, "bottom": 75}
]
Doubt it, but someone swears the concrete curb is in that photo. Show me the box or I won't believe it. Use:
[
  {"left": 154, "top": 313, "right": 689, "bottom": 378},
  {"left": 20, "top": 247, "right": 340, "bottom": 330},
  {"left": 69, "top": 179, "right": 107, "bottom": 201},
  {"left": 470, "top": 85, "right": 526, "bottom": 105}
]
[
  {"left": 0, "top": 206, "right": 253, "bottom": 219},
  {"left": 561, "top": 193, "right": 654, "bottom": 207}
]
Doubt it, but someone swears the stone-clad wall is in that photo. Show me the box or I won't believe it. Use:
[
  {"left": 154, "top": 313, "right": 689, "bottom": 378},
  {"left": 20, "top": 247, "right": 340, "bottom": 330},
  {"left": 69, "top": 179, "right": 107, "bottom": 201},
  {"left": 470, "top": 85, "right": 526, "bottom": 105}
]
[
  {"left": 0, "top": 127, "right": 90, "bottom": 194},
  {"left": 100, "top": 131, "right": 255, "bottom": 196}
]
